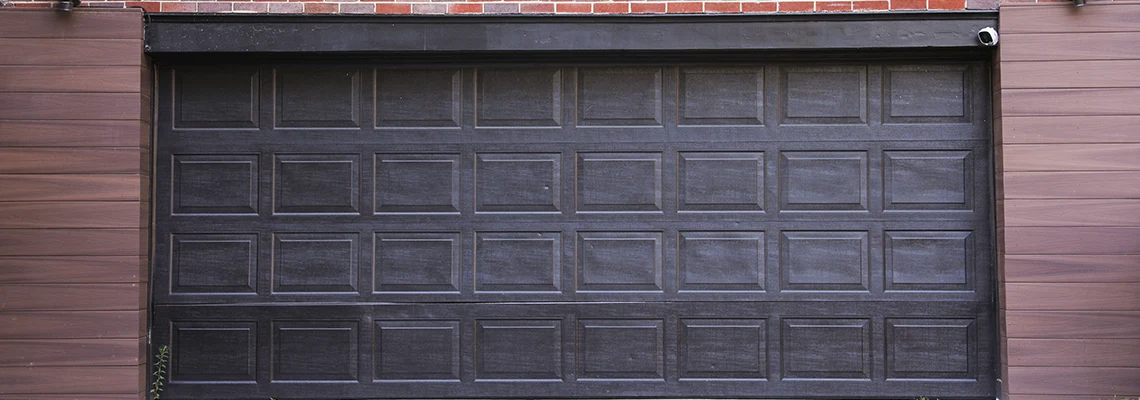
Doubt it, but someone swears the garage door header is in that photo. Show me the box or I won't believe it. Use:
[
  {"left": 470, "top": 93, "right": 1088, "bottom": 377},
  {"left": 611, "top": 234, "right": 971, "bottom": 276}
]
[{"left": 146, "top": 12, "right": 998, "bottom": 54}]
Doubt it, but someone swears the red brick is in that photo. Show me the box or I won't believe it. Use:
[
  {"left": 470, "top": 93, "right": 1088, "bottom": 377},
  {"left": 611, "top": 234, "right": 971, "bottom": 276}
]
[
  {"left": 817, "top": 0, "right": 851, "bottom": 10},
  {"left": 741, "top": 1, "right": 777, "bottom": 11},
  {"left": 198, "top": 2, "right": 234, "bottom": 12},
  {"left": 412, "top": 2, "right": 447, "bottom": 12},
  {"left": 665, "top": 1, "right": 702, "bottom": 12},
  {"left": 340, "top": 2, "right": 376, "bottom": 12},
  {"left": 929, "top": 0, "right": 965, "bottom": 8},
  {"left": 520, "top": 2, "right": 555, "bottom": 12},
  {"left": 555, "top": 2, "right": 590, "bottom": 12},
  {"left": 289, "top": 0, "right": 324, "bottom": 3},
  {"left": 304, "top": 2, "right": 337, "bottom": 12},
  {"left": 12, "top": 2, "right": 52, "bottom": 7},
  {"left": 852, "top": 0, "right": 888, "bottom": 9},
  {"left": 593, "top": 2, "right": 630, "bottom": 12},
  {"left": 267, "top": 1, "right": 303, "bottom": 11},
  {"left": 704, "top": 2, "right": 741, "bottom": 12},
  {"left": 890, "top": 0, "right": 925, "bottom": 9},
  {"left": 484, "top": 2, "right": 520, "bottom": 12},
  {"left": 160, "top": 2, "right": 197, "bottom": 11},
  {"left": 233, "top": 2, "right": 270, "bottom": 11},
  {"left": 449, "top": 2, "right": 483, "bottom": 12},
  {"left": 777, "top": 1, "right": 813, "bottom": 11},
  {"left": 631, "top": 2, "right": 666, "bottom": 12},
  {"left": 375, "top": 3, "right": 411, "bottom": 12},
  {"left": 125, "top": 1, "right": 160, "bottom": 12}
]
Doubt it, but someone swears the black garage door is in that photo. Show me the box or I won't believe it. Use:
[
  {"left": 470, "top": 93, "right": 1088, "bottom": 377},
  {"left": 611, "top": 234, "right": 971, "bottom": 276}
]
[{"left": 152, "top": 59, "right": 996, "bottom": 399}]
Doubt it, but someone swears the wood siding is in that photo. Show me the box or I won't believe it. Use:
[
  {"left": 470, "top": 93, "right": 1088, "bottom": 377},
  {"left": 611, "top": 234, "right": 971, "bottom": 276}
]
[
  {"left": 0, "top": 9, "right": 149, "bottom": 399},
  {"left": 999, "top": 3, "right": 1140, "bottom": 399}
]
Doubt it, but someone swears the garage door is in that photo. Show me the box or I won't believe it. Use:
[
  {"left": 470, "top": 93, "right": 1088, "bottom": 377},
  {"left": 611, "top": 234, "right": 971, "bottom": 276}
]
[{"left": 152, "top": 59, "right": 996, "bottom": 399}]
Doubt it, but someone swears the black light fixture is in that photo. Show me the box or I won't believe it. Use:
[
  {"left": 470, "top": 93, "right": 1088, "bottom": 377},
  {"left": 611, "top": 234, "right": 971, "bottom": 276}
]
[
  {"left": 1073, "top": 0, "right": 1086, "bottom": 6},
  {"left": 58, "top": 0, "right": 80, "bottom": 11}
]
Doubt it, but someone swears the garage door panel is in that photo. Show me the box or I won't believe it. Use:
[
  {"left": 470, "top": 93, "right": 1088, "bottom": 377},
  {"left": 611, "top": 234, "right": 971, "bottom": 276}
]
[{"left": 155, "top": 61, "right": 994, "bottom": 398}]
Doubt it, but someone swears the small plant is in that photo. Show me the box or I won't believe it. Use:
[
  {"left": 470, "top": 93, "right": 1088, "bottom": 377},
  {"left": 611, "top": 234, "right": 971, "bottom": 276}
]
[{"left": 150, "top": 345, "right": 170, "bottom": 399}]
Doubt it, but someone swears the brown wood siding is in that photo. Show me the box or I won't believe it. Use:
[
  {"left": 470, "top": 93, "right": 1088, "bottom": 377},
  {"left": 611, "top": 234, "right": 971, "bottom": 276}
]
[
  {"left": 0, "top": 9, "right": 148, "bottom": 400},
  {"left": 999, "top": 3, "right": 1140, "bottom": 399}
]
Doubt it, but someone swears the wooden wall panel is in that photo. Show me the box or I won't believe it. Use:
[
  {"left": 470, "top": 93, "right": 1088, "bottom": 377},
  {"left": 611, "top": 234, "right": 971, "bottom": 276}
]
[
  {"left": 0, "top": 8, "right": 148, "bottom": 400},
  {"left": 999, "top": 3, "right": 1140, "bottom": 399}
]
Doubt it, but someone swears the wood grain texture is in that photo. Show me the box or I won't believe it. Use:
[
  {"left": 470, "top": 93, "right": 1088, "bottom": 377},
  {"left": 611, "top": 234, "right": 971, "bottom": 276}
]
[
  {"left": 0, "top": 284, "right": 143, "bottom": 312},
  {"left": 1002, "top": 116, "right": 1140, "bottom": 144},
  {"left": 0, "top": 229, "right": 144, "bottom": 256},
  {"left": 0, "top": 366, "right": 142, "bottom": 395},
  {"left": 1003, "top": 144, "right": 1140, "bottom": 172},
  {"left": 1003, "top": 88, "right": 1140, "bottom": 117},
  {"left": 0, "top": 120, "right": 145, "bottom": 148},
  {"left": 0, "top": 202, "right": 145, "bottom": 229},
  {"left": 0, "top": 66, "right": 140, "bottom": 93},
  {"left": 0, "top": 175, "right": 142, "bottom": 202},
  {"left": 1008, "top": 339, "right": 1140, "bottom": 367},
  {"left": 0, "top": 93, "right": 143, "bottom": 120},
  {"left": 1003, "top": 255, "right": 1140, "bottom": 283},
  {"left": 0, "top": 9, "right": 142, "bottom": 40},
  {"left": 0, "top": 311, "right": 143, "bottom": 339},
  {"left": 1003, "top": 172, "right": 1140, "bottom": 199},
  {"left": 0, "top": 39, "right": 142, "bottom": 66},
  {"left": 1006, "top": 311, "right": 1140, "bottom": 339},
  {"left": 1004, "top": 200, "right": 1140, "bottom": 226},
  {"left": 1000, "top": 3, "right": 1140, "bottom": 34},
  {"left": 1002, "top": 61, "right": 1140, "bottom": 89},
  {"left": 0, "top": 256, "right": 143, "bottom": 283},
  {"left": 1000, "top": 33, "right": 1140, "bottom": 62},
  {"left": 1007, "top": 367, "right": 1140, "bottom": 395},
  {"left": 0, "top": 339, "right": 140, "bottom": 367},
  {"left": 0, "top": 148, "right": 145, "bottom": 174},
  {"left": 1005, "top": 283, "right": 1140, "bottom": 311},
  {"left": 1003, "top": 227, "right": 1140, "bottom": 255}
]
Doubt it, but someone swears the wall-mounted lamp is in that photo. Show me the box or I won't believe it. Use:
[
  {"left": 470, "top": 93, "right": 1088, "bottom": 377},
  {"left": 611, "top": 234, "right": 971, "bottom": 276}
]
[
  {"left": 1073, "top": 0, "right": 1086, "bottom": 6},
  {"left": 58, "top": 0, "right": 80, "bottom": 11}
]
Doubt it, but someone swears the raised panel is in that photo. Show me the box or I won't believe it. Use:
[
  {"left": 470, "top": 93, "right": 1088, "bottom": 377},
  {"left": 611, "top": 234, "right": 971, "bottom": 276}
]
[
  {"left": 475, "top": 320, "right": 562, "bottom": 380},
  {"left": 884, "top": 65, "right": 969, "bottom": 123},
  {"left": 678, "top": 152, "right": 764, "bottom": 212},
  {"left": 782, "top": 318, "right": 872, "bottom": 380},
  {"left": 476, "top": 68, "right": 561, "bottom": 127},
  {"left": 884, "top": 151, "right": 972, "bottom": 211},
  {"left": 475, "top": 153, "right": 560, "bottom": 213},
  {"left": 173, "top": 67, "right": 259, "bottom": 129},
  {"left": 577, "top": 319, "right": 664, "bottom": 380},
  {"left": 272, "top": 321, "right": 358, "bottom": 381},
  {"left": 679, "top": 67, "right": 764, "bottom": 126},
  {"left": 272, "top": 233, "right": 358, "bottom": 293},
  {"left": 679, "top": 319, "right": 766, "bottom": 380},
  {"left": 172, "top": 155, "right": 258, "bottom": 215},
  {"left": 780, "top": 231, "right": 869, "bottom": 291},
  {"left": 275, "top": 68, "right": 360, "bottom": 128},
  {"left": 375, "top": 69, "right": 461, "bottom": 128},
  {"left": 678, "top": 231, "right": 765, "bottom": 292},
  {"left": 886, "top": 318, "right": 975, "bottom": 380},
  {"left": 375, "top": 153, "right": 460, "bottom": 214},
  {"left": 576, "top": 152, "right": 663, "bottom": 213},
  {"left": 375, "top": 320, "right": 461, "bottom": 381},
  {"left": 171, "top": 233, "right": 256, "bottom": 294},
  {"left": 475, "top": 232, "right": 561, "bottom": 293},
  {"left": 886, "top": 231, "right": 973, "bottom": 291},
  {"left": 781, "top": 66, "right": 867, "bottom": 125},
  {"left": 577, "top": 232, "right": 663, "bottom": 292},
  {"left": 274, "top": 154, "right": 360, "bottom": 214},
  {"left": 577, "top": 67, "right": 662, "bottom": 126},
  {"left": 779, "top": 151, "right": 868, "bottom": 211},
  {"left": 374, "top": 232, "right": 460, "bottom": 293},
  {"left": 170, "top": 321, "right": 256, "bottom": 382}
]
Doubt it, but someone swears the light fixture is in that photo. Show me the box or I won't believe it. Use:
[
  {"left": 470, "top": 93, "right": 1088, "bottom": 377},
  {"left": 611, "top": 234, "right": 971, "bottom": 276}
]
[{"left": 58, "top": 0, "right": 80, "bottom": 11}]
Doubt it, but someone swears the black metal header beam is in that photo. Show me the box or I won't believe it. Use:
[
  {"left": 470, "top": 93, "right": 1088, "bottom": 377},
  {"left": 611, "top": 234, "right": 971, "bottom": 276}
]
[{"left": 145, "top": 12, "right": 997, "bottom": 54}]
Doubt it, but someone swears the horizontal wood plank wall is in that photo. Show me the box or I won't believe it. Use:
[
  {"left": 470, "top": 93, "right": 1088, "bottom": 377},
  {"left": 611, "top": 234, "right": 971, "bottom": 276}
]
[
  {"left": 999, "top": 3, "right": 1140, "bottom": 399},
  {"left": 0, "top": 9, "right": 149, "bottom": 400}
]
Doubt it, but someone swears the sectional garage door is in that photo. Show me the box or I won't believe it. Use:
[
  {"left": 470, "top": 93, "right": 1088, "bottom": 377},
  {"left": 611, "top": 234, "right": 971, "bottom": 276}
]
[{"left": 152, "top": 59, "right": 996, "bottom": 399}]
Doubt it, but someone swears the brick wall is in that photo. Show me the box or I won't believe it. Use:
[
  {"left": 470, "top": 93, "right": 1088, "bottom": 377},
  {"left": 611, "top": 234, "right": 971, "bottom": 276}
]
[{"left": 6, "top": 0, "right": 1007, "bottom": 14}]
